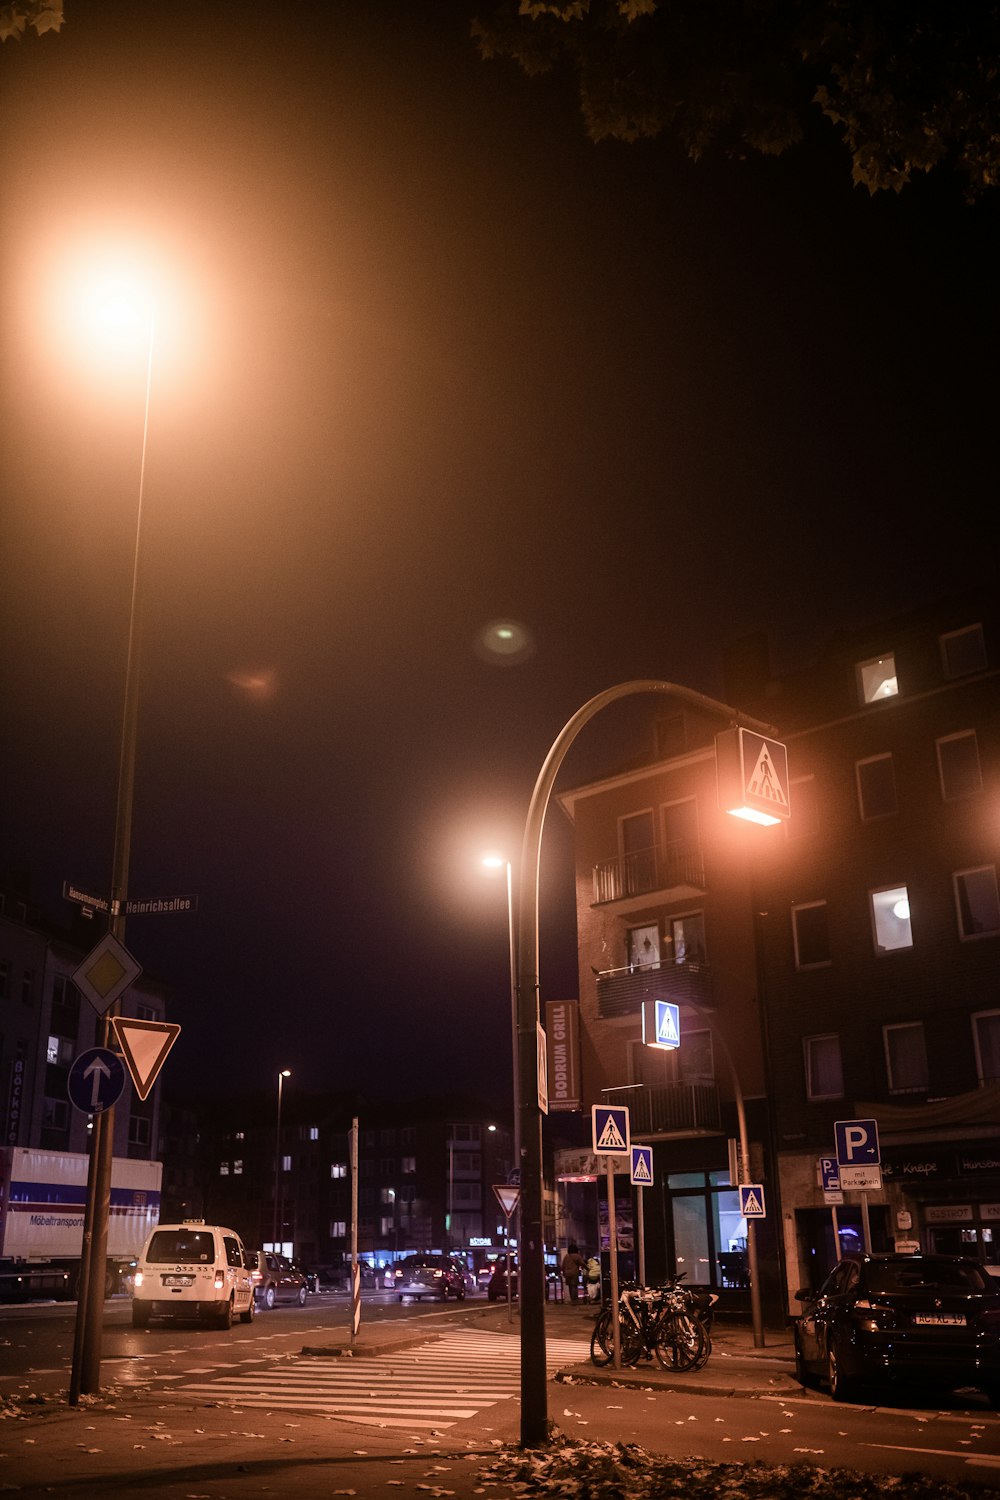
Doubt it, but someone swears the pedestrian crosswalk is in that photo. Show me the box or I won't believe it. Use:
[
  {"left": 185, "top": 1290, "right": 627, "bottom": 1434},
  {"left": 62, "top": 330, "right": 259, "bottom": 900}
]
[{"left": 173, "top": 1329, "right": 591, "bottom": 1429}]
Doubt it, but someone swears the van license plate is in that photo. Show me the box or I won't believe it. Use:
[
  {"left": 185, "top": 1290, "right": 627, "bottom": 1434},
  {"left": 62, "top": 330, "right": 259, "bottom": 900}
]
[{"left": 163, "top": 1275, "right": 193, "bottom": 1288}]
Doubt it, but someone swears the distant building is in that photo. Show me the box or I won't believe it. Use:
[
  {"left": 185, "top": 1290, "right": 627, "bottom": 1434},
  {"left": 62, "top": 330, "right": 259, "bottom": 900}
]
[{"left": 557, "top": 587, "right": 999, "bottom": 1317}]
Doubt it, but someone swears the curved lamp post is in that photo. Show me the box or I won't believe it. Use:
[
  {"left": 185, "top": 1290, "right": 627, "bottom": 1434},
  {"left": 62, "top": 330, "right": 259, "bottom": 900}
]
[{"left": 515, "top": 679, "right": 777, "bottom": 1447}]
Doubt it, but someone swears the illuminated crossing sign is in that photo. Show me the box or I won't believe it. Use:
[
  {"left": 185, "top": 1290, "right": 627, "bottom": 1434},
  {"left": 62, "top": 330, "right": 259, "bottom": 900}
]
[{"left": 591, "top": 1104, "right": 630, "bottom": 1156}]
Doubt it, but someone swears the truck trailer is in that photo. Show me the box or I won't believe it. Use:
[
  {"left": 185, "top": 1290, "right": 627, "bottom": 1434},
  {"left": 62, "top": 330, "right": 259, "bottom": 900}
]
[{"left": 0, "top": 1146, "right": 162, "bottom": 1300}]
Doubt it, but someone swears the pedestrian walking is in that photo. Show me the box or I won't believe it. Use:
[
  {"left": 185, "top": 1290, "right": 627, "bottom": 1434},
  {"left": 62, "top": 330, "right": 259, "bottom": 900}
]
[{"left": 561, "top": 1242, "right": 585, "bottom": 1304}]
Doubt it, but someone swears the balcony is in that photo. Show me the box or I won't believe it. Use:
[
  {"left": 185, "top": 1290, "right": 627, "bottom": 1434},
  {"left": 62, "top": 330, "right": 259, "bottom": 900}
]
[
  {"left": 601, "top": 1083, "right": 721, "bottom": 1137},
  {"left": 596, "top": 960, "right": 715, "bottom": 1020},
  {"left": 592, "top": 840, "right": 705, "bottom": 907}
]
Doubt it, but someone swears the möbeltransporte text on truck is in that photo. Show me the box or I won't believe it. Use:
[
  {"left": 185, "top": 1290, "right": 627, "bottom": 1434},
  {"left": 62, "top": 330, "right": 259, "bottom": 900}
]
[{"left": 0, "top": 1146, "right": 162, "bottom": 1301}]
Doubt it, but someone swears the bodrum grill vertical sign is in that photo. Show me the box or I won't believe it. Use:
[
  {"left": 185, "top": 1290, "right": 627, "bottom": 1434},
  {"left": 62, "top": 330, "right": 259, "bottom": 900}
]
[{"left": 545, "top": 1000, "right": 581, "bottom": 1111}]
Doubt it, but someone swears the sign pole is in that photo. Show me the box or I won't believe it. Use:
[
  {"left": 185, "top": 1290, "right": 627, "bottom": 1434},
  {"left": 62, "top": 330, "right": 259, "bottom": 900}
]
[
  {"left": 606, "top": 1159, "right": 621, "bottom": 1370},
  {"left": 349, "top": 1117, "right": 360, "bottom": 1342},
  {"left": 636, "top": 1183, "right": 645, "bottom": 1287},
  {"left": 860, "top": 1192, "right": 872, "bottom": 1256}
]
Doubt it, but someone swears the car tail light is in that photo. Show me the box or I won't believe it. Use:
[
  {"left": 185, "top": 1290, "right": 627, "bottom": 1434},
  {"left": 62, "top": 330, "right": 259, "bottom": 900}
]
[
  {"left": 433, "top": 1268, "right": 443, "bottom": 1278},
  {"left": 134, "top": 1271, "right": 144, "bottom": 1288},
  {"left": 214, "top": 1270, "right": 225, "bottom": 1289}
]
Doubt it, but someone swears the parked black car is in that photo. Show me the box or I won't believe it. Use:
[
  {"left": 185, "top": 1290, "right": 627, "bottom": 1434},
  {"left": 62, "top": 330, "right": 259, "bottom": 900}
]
[{"left": 793, "top": 1253, "right": 1000, "bottom": 1405}]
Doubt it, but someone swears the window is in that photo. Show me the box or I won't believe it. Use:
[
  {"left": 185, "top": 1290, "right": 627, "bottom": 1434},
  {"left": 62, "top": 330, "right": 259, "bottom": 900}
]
[
  {"left": 627, "top": 923, "right": 660, "bottom": 970},
  {"left": 954, "top": 867, "right": 1000, "bottom": 940},
  {"left": 884, "top": 1022, "right": 929, "bottom": 1093},
  {"left": 677, "top": 1027, "right": 714, "bottom": 1084},
  {"left": 401, "top": 1156, "right": 416, "bottom": 1174},
  {"left": 46, "top": 1035, "right": 74, "bottom": 1066},
  {"left": 937, "top": 731, "right": 983, "bottom": 800},
  {"left": 330, "top": 1220, "right": 346, "bottom": 1237},
  {"left": 857, "top": 653, "right": 898, "bottom": 704},
  {"left": 233, "top": 1159, "right": 243, "bottom": 1175},
  {"left": 281, "top": 1153, "right": 291, "bottom": 1173},
  {"left": 400, "top": 1127, "right": 415, "bottom": 1146},
  {"left": 128, "top": 1115, "right": 151, "bottom": 1147},
  {"left": 380, "top": 1216, "right": 394, "bottom": 1235},
  {"left": 856, "top": 754, "right": 896, "bottom": 820},
  {"left": 941, "top": 624, "right": 987, "bottom": 679},
  {"left": 670, "top": 911, "right": 706, "bottom": 964},
  {"left": 21, "top": 970, "right": 35, "bottom": 1005},
  {"left": 620, "top": 809, "right": 656, "bottom": 894},
  {"left": 804, "top": 1035, "right": 844, "bottom": 1099},
  {"left": 219, "top": 1162, "right": 230, "bottom": 1175},
  {"left": 134, "top": 1003, "right": 157, "bottom": 1021},
  {"left": 380, "top": 1128, "right": 396, "bottom": 1147},
  {"left": 792, "top": 902, "right": 831, "bottom": 968},
  {"left": 330, "top": 1162, "right": 347, "bottom": 1178},
  {"left": 973, "top": 1011, "right": 1000, "bottom": 1086},
  {"left": 380, "top": 1186, "right": 395, "bottom": 1205},
  {"left": 870, "top": 885, "right": 914, "bottom": 953},
  {"left": 379, "top": 1157, "right": 394, "bottom": 1173}
]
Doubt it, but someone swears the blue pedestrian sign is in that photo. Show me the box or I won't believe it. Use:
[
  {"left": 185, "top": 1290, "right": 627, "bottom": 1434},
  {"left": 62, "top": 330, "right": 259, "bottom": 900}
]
[
  {"left": 740, "top": 1183, "right": 766, "bottom": 1219},
  {"left": 642, "top": 998, "right": 680, "bottom": 1050},
  {"left": 67, "top": 1047, "right": 126, "bottom": 1115},
  {"left": 835, "top": 1118, "right": 880, "bottom": 1167},
  {"left": 630, "top": 1144, "right": 654, "bottom": 1187},
  {"left": 592, "top": 1104, "right": 630, "bottom": 1155}
]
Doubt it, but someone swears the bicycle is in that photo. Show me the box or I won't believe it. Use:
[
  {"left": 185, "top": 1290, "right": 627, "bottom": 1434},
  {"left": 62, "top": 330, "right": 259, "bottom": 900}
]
[{"left": 589, "top": 1280, "right": 709, "bottom": 1371}]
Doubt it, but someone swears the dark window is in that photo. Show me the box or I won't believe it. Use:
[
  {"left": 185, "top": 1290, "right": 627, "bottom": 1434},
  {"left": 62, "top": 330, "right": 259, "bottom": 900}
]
[
  {"left": 856, "top": 755, "right": 896, "bottom": 820},
  {"left": 937, "top": 732, "right": 982, "bottom": 800},
  {"left": 940, "top": 624, "right": 987, "bottom": 680},
  {"left": 954, "top": 867, "right": 1000, "bottom": 939},
  {"left": 792, "top": 902, "right": 831, "bottom": 968}
]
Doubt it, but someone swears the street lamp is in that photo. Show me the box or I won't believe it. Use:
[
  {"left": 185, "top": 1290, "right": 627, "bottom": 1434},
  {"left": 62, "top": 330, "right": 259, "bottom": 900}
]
[
  {"left": 514, "top": 680, "right": 780, "bottom": 1447},
  {"left": 69, "top": 281, "right": 156, "bottom": 1406},
  {"left": 273, "top": 1069, "right": 291, "bottom": 1252}
]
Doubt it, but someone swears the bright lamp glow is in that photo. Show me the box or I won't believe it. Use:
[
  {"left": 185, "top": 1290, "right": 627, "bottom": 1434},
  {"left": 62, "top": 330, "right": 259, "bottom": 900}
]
[
  {"left": 725, "top": 804, "right": 782, "bottom": 827},
  {"left": 482, "top": 853, "right": 506, "bottom": 870}
]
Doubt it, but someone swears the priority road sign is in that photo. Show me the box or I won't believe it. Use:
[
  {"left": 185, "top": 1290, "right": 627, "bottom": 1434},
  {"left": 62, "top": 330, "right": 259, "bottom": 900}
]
[
  {"left": 592, "top": 1104, "right": 630, "bottom": 1155},
  {"left": 642, "top": 998, "right": 680, "bottom": 1050},
  {"left": 835, "top": 1118, "right": 880, "bottom": 1167},
  {"left": 72, "top": 933, "right": 142, "bottom": 1015},
  {"left": 110, "top": 1016, "right": 181, "bottom": 1101},
  {"left": 630, "top": 1144, "right": 654, "bottom": 1187},
  {"left": 740, "top": 1183, "right": 766, "bottom": 1219},
  {"left": 67, "top": 1048, "right": 126, "bottom": 1114}
]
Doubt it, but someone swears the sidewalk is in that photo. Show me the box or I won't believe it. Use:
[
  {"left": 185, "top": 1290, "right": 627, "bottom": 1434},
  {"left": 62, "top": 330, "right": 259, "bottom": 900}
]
[{"left": 0, "top": 1308, "right": 802, "bottom": 1498}]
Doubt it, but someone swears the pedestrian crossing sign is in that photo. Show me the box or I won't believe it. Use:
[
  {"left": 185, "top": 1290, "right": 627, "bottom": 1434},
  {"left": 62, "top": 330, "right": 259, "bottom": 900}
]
[
  {"left": 592, "top": 1104, "right": 630, "bottom": 1155},
  {"left": 642, "top": 998, "right": 680, "bottom": 1050},
  {"left": 739, "top": 1183, "right": 766, "bottom": 1219},
  {"left": 630, "top": 1143, "right": 654, "bottom": 1186}
]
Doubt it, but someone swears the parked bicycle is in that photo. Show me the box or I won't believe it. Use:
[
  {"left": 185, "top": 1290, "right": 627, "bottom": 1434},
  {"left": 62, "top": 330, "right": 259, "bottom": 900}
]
[{"left": 590, "top": 1278, "right": 711, "bottom": 1370}]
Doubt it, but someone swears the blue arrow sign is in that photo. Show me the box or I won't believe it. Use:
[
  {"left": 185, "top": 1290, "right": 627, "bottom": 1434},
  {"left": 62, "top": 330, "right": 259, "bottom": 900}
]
[{"left": 67, "top": 1047, "right": 126, "bottom": 1115}]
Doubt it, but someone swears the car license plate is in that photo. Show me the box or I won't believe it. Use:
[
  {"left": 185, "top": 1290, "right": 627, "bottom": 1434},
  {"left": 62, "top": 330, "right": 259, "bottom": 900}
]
[
  {"left": 163, "top": 1274, "right": 193, "bottom": 1288},
  {"left": 913, "top": 1313, "right": 965, "bottom": 1326}
]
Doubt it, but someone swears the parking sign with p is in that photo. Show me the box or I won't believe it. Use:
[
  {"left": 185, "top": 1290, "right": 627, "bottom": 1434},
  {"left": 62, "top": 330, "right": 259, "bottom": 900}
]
[{"left": 835, "top": 1118, "right": 880, "bottom": 1166}]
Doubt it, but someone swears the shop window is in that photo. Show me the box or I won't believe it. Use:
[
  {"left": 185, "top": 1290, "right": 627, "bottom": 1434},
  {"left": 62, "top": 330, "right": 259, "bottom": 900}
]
[
  {"left": 804, "top": 1034, "right": 843, "bottom": 1100},
  {"left": 883, "top": 1022, "right": 928, "bottom": 1093},
  {"left": 857, "top": 653, "right": 898, "bottom": 704},
  {"left": 870, "top": 885, "right": 913, "bottom": 953},
  {"left": 792, "top": 901, "right": 831, "bottom": 968},
  {"left": 937, "top": 731, "right": 982, "bottom": 801},
  {"left": 954, "top": 866, "right": 1000, "bottom": 940},
  {"left": 972, "top": 1011, "right": 1000, "bottom": 1086},
  {"left": 856, "top": 754, "right": 896, "bottom": 820},
  {"left": 940, "top": 623, "right": 987, "bottom": 679}
]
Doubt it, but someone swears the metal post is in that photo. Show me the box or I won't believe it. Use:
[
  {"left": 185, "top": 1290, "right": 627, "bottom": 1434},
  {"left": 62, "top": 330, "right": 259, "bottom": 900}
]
[
  {"left": 350, "top": 1117, "right": 360, "bottom": 1342},
  {"left": 636, "top": 1182, "right": 646, "bottom": 1288},
  {"left": 273, "top": 1070, "right": 289, "bottom": 1253},
  {"left": 516, "top": 680, "right": 776, "bottom": 1446},
  {"left": 69, "top": 311, "right": 154, "bottom": 1403},
  {"left": 860, "top": 1192, "right": 872, "bottom": 1255},
  {"left": 606, "top": 1160, "right": 621, "bottom": 1369}
]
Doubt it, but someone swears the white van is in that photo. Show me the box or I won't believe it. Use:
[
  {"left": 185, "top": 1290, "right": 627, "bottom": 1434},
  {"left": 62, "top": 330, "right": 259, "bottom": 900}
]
[{"left": 131, "top": 1220, "right": 256, "bottom": 1328}]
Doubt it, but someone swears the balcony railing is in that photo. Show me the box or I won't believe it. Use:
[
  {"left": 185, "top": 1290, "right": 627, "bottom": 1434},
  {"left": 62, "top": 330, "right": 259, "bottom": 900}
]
[
  {"left": 593, "top": 840, "right": 705, "bottom": 906},
  {"left": 601, "top": 1083, "right": 721, "bottom": 1136},
  {"left": 596, "top": 960, "right": 715, "bottom": 1020}
]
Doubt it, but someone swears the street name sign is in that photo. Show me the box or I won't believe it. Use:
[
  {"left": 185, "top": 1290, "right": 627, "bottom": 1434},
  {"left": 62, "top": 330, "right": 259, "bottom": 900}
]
[
  {"left": 740, "top": 1183, "right": 766, "bottom": 1218},
  {"left": 63, "top": 882, "right": 199, "bottom": 917},
  {"left": 110, "top": 1017, "right": 181, "bottom": 1101},
  {"left": 630, "top": 1144, "right": 654, "bottom": 1187},
  {"left": 73, "top": 933, "right": 142, "bottom": 1015},
  {"left": 67, "top": 1047, "right": 126, "bottom": 1114},
  {"left": 592, "top": 1104, "right": 630, "bottom": 1155}
]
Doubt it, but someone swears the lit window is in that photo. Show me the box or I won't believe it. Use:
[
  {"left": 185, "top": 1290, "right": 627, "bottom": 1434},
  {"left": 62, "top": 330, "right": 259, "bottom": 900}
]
[
  {"left": 954, "top": 867, "right": 1000, "bottom": 940},
  {"left": 804, "top": 1035, "right": 843, "bottom": 1100},
  {"left": 670, "top": 911, "right": 706, "bottom": 964},
  {"left": 233, "top": 1159, "right": 243, "bottom": 1175},
  {"left": 870, "top": 885, "right": 914, "bottom": 953},
  {"left": 628, "top": 924, "right": 660, "bottom": 970},
  {"left": 857, "top": 654, "right": 898, "bottom": 704},
  {"left": 972, "top": 1011, "right": 1000, "bottom": 1086},
  {"left": 330, "top": 1162, "right": 347, "bottom": 1178},
  {"left": 855, "top": 754, "right": 896, "bottom": 820},
  {"left": 937, "top": 731, "right": 982, "bottom": 800},
  {"left": 792, "top": 902, "right": 831, "bottom": 968},
  {"left": 219, "top": 1162, "right": 230, "bottom": 1175},
  {"left": 401, "top": 1156, "right": 416, "bottom": 1174},
  {"left": 380, "top": 1216, "right": 394, "bottom": 1235},
  {"left": 940, "top": 624, "right": 986, "bottom": 679},
  {"left": 330, "top": 1220, "right": 346, "bottom": 1238},
  {"left": 309, "top": 1126, "right": 319, "bottom": 1140},
  {"left": 883, "top": 1022, "right": 928, "bottom": 1093}
]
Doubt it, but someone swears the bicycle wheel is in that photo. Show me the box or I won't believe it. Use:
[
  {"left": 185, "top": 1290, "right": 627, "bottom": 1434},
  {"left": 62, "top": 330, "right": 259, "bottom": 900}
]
[
  {"left": 590, "top": 1307, "right": 615, "bottom": 1366},
  {"left": 654, "top": 1311, "right": 707, "bottom": 1372}
]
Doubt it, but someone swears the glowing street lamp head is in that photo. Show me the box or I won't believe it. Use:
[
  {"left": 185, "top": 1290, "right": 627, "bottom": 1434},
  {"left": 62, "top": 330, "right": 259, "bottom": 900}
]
[
  {"left": 482, "top": 853, "right": 506, "bottom": 871},
  {"left": 79, "top": 269, "right": 155, "bottom": 351}
]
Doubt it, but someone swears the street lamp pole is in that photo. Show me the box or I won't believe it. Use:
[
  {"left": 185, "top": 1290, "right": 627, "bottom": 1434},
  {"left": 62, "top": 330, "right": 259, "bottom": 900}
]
[
  {"left": 69, "top": 306, "right": 155, "bottom": 1405},
  {"left": 515, "top": 680, "right": 776, "bottom": 1447},
  {"left": 482, "top": 856, "right": 520, "bottom": 1188},
  {"left": 273, "top": 1070, "right": 290, "bottom": 1252}
]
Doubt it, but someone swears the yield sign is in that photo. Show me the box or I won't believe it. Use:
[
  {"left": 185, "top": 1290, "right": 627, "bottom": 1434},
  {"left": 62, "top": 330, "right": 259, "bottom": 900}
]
[
  {"left": 493, "top": 1183, "right": 521, "bottom": 1219},
  {"left": 110, "top": 1016, "right": 181, "bottom": 1101}
]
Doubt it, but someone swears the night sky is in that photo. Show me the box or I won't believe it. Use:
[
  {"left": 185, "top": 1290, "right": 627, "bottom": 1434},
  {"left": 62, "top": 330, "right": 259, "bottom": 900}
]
[{"left": 1, "top": 1, "right": 996, "bottom": 1110}]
